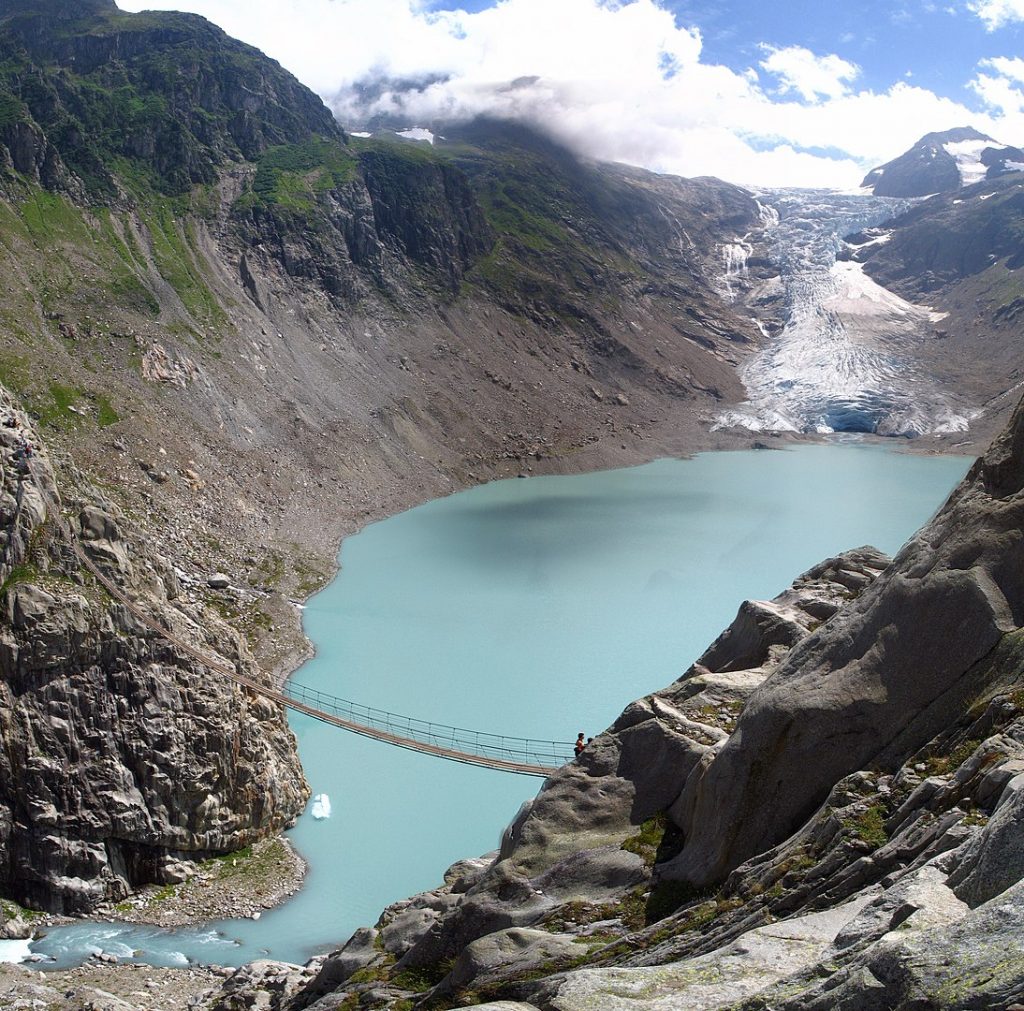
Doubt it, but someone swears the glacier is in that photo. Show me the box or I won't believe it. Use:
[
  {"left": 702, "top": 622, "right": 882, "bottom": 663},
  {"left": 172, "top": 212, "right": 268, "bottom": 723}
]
[{"left": 716, "top": 190, "right": 974, "bottom": 438}]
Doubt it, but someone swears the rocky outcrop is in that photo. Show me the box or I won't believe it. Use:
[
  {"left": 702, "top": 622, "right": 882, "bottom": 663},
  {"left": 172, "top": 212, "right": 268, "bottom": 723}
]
[
  {"left": 252, "top": 549, "right": 889, "bottom": 1009},
  {"left": 504, "top": 547, "right": 889, "bottom": 879},
  {"left": 0, "top": 392, "right": 308, "bottom": 913},
  {"left": 667, "top": 396, "right": 1024, "bottom": 889}
]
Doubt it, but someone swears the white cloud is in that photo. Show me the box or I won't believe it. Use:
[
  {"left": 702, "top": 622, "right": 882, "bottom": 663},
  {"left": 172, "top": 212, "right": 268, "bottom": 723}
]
[
  {"left": 759, "top": 44, "right": 859, "bottom": 102},
  {"left": 981, "top": 55, "right": 1024, "bottom": 83},
  {"left": 112, "top": 0, "right": 1010, "bottom": 189},
  {"left": 970, "top": 57, "right": 1024, "bottom": 139},
  {"left": 967, "top": 0, "right": 1024, "bottom": 29}
]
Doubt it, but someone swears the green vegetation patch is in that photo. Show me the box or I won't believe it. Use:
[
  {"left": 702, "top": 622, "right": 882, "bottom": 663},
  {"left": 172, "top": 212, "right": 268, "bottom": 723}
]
[
  {"left": 0, "top": 899, "right": 43, "bottom": 922},
  {"left": 249, "top": 137, "right": 357, "bottom": 211},
  {"left": 391, "top": 958, "right": 454, "bottom": 993},
  {"left": 621, "top": 811, "right": 685, "bottom": 870},
  {"left": 144, "top": 202, "right": 226, "bottom": 326},
  {"left": 36, "top": 381, "right": 82, "bottom": 428},
  {"left": 0, "top": 93, "right": 25, "bottom": 130},
  {"left": 844, "top": 804, "right": 889, "bottom": 850},
  {"left": 94, "top": 394, "right": 120, "bottom": 427},
  {"left": 0, "top": 352, "right": 31, "bottom": 395},
  {"left": 0, "top": 562, "right": 43, "bottom": 596},
  {"left": 925, "top": 738, "right": 983, "bottom": 777}
]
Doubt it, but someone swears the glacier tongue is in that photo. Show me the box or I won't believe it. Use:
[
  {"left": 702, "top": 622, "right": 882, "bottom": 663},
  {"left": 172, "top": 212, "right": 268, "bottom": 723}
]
[{"left": 717, "top": 190, "right": 973, "bottom": 438}]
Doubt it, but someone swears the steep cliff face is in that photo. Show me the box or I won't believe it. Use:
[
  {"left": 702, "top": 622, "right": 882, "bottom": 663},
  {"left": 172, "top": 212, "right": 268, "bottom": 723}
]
[
  {"left": 0, "top": 0, "right": 342, "bottom": 196},
  {"left": 0, "top": 1, "right": 770, "bottom": 697},
  {"left": 0, "top": 390, "right": 307, "bottom": 914}
]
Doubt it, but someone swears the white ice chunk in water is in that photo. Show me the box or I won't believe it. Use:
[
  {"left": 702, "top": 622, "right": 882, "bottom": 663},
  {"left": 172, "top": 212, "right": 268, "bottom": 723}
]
[
  {"left": 0, "top": 939, "right": 31, "bottom": 964},
  {"left": 311, "top": 793, "right": 332, "bottom": 820}
]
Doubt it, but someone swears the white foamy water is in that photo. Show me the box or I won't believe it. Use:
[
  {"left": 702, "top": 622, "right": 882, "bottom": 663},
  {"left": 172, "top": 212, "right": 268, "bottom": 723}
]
[
  {"left": 311, "top": 793, "right": 332, "bottom": 820},
  {"left": 717, "top": 189, "right": 973, "bottom": 437}
]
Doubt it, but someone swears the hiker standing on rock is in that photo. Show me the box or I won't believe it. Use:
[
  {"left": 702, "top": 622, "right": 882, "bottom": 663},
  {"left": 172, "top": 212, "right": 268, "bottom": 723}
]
[{"left": 574, "top": 732, "right": 586, "bottom": 757}]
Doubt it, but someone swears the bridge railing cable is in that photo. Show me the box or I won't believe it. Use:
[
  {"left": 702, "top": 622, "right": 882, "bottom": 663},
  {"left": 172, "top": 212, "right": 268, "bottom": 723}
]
[{"left": 284, "top": 681, "right": 573, "bottom": 767}]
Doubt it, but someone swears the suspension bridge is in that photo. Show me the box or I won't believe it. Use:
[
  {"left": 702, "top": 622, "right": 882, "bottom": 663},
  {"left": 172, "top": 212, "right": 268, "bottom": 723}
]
[{"left": 22, "top": 462, "right": 571, "bottom": 777}]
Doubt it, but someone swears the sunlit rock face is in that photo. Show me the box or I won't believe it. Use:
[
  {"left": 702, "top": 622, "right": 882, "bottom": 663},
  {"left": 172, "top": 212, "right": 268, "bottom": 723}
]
[{"left": 717, "top": 190, "right": 974, "bottom": 439}]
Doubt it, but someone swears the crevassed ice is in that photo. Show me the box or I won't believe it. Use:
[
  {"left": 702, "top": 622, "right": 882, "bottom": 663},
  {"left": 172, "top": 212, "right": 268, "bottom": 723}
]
[{"left": 716, "top": 189, "right": 973, "bottom": 438}]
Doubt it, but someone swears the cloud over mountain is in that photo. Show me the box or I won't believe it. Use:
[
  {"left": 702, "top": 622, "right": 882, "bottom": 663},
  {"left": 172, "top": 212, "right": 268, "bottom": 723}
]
[{"left": 116, "top": 0, "right": 1022, "bottom": 188}]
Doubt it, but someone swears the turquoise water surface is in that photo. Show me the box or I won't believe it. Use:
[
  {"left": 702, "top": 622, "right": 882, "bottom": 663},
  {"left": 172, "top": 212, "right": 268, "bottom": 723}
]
[{"left": 32, "top": 443, "right": 971, "bottom": 968}]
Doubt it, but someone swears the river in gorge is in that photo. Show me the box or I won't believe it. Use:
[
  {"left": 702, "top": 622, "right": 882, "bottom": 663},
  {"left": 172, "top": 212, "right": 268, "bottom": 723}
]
[{"left": 26, "top": 441, "right": 971, "bottom": 970}]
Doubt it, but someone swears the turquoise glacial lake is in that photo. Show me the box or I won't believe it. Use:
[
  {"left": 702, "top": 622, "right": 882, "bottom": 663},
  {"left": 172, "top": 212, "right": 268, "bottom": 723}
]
[{"left": 31, "top": 443, "right": 971, "bottom": 968}]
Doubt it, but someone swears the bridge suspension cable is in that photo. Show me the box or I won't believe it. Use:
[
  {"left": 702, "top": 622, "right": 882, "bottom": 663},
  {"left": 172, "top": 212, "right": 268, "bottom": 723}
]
[{"left": 23, "top": 463, "right": 569, "bottom": 777}]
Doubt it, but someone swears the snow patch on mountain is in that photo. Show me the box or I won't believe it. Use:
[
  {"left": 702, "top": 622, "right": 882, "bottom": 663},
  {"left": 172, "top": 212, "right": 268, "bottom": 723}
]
[
  {"left": 828, "top": 260, "right": 947, "bottom": 323},
  {"left": 397, "top": 127, "right": 435, "bottom": 144},
  {"left": 944, "top": 139, "right": 1003, "bottom": 187}
]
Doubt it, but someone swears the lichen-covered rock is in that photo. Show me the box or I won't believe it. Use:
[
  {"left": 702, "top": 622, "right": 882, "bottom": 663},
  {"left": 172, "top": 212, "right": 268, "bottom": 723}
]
[
  {"left": 738, "top": 878, "right": 1024, "bottom": 1010},
  {"left": 446, "top": 928, "right": 580, "bottom": 992},
  {"left": 209, "top": 959, "right": 316, "bottom": 1011},
  {"left": 534, "top": 896, "right": 874, "bottom": 1011},
  {"left": 0, "top": 394, "right": 308, "bottom": 913}
]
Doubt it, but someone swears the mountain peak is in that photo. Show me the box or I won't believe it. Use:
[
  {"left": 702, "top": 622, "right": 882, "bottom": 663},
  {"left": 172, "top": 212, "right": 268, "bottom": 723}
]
[
  {"left": 862, "top": 124, "right": 1024, "bottom": 197},
  {"left": 916, "top": 125, "right": 994, "bottom": 148}
]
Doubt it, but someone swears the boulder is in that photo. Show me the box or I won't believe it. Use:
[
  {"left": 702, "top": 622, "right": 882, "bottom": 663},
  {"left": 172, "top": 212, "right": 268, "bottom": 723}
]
[
  {"left": 292, "top": 929, "right": 379, "bottom": 1008},
  {"left": 447, "top": 927, "right": 580, "bottom": 991},
  {"left": 832, "top": 864, "right": 968, "bottom": 951}
]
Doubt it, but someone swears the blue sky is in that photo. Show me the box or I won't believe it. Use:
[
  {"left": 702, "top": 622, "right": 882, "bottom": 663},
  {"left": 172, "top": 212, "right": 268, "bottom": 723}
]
[
  {"left": 117, "top": 0, "right": 1024, "bottom": 187},
  {"left": 683, "top": 0, "right": 1022, "bottom": 97}
]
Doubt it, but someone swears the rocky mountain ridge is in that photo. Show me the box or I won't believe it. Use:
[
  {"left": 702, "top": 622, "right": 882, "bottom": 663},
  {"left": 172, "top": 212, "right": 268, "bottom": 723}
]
[
  {"left": 0, "top": 0, "right": 777, "bottom": 692},
  {"left": 0, "top": 0, "right": 774, "bottom": 926},
  {"left": 4, "top": 2, "right": 1024, "bottom": 1005},
  {"left": 851, "top": 168, "right": 1024, "bottom": 440}
]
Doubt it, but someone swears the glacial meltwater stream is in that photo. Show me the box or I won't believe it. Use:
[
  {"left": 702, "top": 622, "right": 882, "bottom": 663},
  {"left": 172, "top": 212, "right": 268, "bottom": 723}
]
[{"left": 30, "top": 443, "right": 970, "bottom": 969}]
